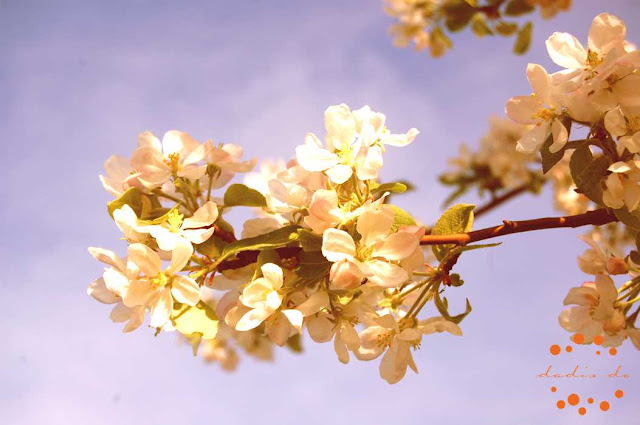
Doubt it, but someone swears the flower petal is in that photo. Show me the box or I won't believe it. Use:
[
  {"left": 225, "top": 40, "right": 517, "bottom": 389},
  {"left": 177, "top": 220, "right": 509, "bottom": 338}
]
[
  {"left": 366, "top": 259, "right": 408, "bottom": 288},
  {"left": 516, "top": 123, "right": 549, "bottom": 153},
  {"left": 171, "top": 275, "right": 201, "bottom": 306},
  {"left": 168, "top": 238, "right": 194, "bottom": 273},
  {"left": 356, "top": 207, "right": 394, "bottom": 247},
  {"left": 149, "top": 288, "right": 173, "bottom": 328},
  {"left": 183, "top": 201, "right": 218, "bottom": 229},
  {"left": 506, "top": 96, "right": 540, "bottom": 125},
  {"left": 236, "top": 307, "right": 271, "bottom": 331},
  {"left": 326, "top": 164, "right": 353, "bottom": 184},
  {"left": 545, "top": 32, "right": 587, "bottom": 69},
  {"left": 549, "top": 119, "right": 568, "bottom": 153},
  {"left": 260, "top": 263, "right": 284, "bottom": 289},
  {"left": 321, "top": 229, "right": 356, "bottom": 262},
  {"left": 375, "top": 232, "right": 419, "bottom": 261},
  {"left": 588, "top": 13, "right": 626, "bottom": 55},
  {"left": 87, "top": 278, "right": 120, "bottom": 304},
  {"left": 295, "top": 139, "right": 339, "bottom": 172},
  {"left": 127, "top": 243, "right": 162, "bottom": 277},
  {"left": 526, "top": 64, "right": 551, "bottom": 102},
  {"left": 123, "top": 279, "right": 156, "bottom": 307}
]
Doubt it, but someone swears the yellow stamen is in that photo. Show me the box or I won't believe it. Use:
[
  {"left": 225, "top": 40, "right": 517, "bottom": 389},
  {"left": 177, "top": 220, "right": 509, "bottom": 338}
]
[
  {"left": 531, "top": 108, "right": 556, "bottom": 122},
  {"left": 164, "top": 152, "right": 181, "bottom": 174},
  {"left": 166, "top": 209, "right": 184, "bottom": 233},
  {"left": 586, "top": 50, "right": 603, "bottom": 69},
  {"left": 355, "top": 244, "right": 375, "bottom": 262},
  {"left": 150, "top": 272, "right": 170, "bottom": 287}
]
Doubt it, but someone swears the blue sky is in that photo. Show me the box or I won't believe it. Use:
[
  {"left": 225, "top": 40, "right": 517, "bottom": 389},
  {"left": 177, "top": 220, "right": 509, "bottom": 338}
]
[{"left": 2, "top": 1, "right": 639, "bottom": 424}]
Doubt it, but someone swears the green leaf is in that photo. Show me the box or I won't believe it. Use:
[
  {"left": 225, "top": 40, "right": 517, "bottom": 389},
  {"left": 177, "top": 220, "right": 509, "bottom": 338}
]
[
  {"left": 295, "top": 251, "right": 331, "bottom": 282},
  {"left": 540, "top": 117, "right": 571, "bottom": 174},
  {"left": 504, "top": 0, "right": 535, "bottom": 16},
  {"left": 450, "top": 243, "right": 501, "bottom": 256},
  {"left": 195, "top": 235, "right": 228, "bottom": 258},
  {"left": 495, "top": 21, "right": 518, "bottom": 36},
  {"left": 107, "top": 187, "right": 163, "bottom": 220},
  {"left": 108, "top": 187, "right": 143, "bottom": 218},
  {"left": 431, "top": 204, "right": 475, "bottom": 261},
  {"left": 389, "top": 205, "right": 417, "bottom": 232},
  {"left": 434, "top": 292, "right": 472, "bottom": 324},
  {"left": 370, "top": 182, "right": 408, "bottom": 195},
  {"left": 297, "top": 229, "right": 323, "bottom": 252},
  {"left": 570, "top": 145, "right": 593, "bottom": 178},
  {"left": 219, "top": 225, "right": 301, "bottom": 262},
  {"left": 256, "top": 249, "right": 281, "bottom": 268},
  {"left": 471, "top": 15, "right": 493, "bottom": 37},
  {"left": 223, "top": 184, "right": 267, "bottom": 208},
  {"left": 449, "top": 273, "right": 464, "bottom": 287},
  {"left": 138, "top": 205, "right": 179, "bottom": 225},
  {"left": 614, "top": 208, "right": 640, "bottom": 232},
  {"left": 215, "top": 216, "right": 235, "bottom": 235},
  {"left": 172, "top": 301, "right": 219, "bottom": 339},
  {"left": 570, "top": 147, "right": 610, "bottom": 204},
  {"left": 513, "top": 22, "right": 533, "bottom": 55},
  {"left": 444, "top": 1, "right": 476, "bottom": 32}
]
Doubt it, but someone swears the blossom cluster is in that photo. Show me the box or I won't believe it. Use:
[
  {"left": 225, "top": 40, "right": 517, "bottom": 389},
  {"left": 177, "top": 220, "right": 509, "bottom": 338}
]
[
  {"left": 89, "top": 12, "right": 640, "bottom": 384},
  {"left": 439, "top": 12, "right": 640, "bottom": 352},
  {"left": 383, "top": 0, "right": 570, "bottom": 58},
  {"left": 559, "top": 235, "right": 640, "bottom": 350},
  {"left": 503, "top": 12, "right": 640, "bottom": 349},
  {"left": 89, "top": 104, "right": 473, "bottom": 384}
]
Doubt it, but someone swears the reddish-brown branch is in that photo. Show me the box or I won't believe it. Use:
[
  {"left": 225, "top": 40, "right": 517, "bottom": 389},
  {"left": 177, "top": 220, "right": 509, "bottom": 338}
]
[
  {"left": 420, "top": 208, "right": 618, "bottom": 246},
  {"left": 211, "top": 209, "right": 617, "bottom": 273}
]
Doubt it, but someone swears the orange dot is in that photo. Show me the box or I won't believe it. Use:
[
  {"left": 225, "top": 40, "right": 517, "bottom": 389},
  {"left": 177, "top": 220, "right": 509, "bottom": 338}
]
[
  {"left": 615, "top": 390, "right": 624, "bottom": 399},
  {"left": 568, "top": 394, "right": 580, "bottom": 406},
  {"left": 594, "top": 335, "right": 604, "bottom": 346},
  {"left": 600, "top": 401, "right": 610, "bottom": 411},
  {"left": 609, "top": 347, "right": 618, "bottom": 356},
  {"left": 557, "top": 400, "right": 566, "bottom": 409},
  {"left": 588, "top": 398, "right": 594, "bottom": 404},
  {"left": 566, "top": 345, "right": 573, "bottom": 353},
  {"left": 578, "top": 407, "right": 587, "bottom": 416},
  {"left": 551, "top": 386, "right": 557, "bottom": 393},
  {"left": 596, "top": 351, "right": 601, "bottom": 355},
  {"left": 573, "top": 333, "right": 585, "bottom": 344},
  {"left": 550, "top": 344, "right": 561, "bottom": 355}
]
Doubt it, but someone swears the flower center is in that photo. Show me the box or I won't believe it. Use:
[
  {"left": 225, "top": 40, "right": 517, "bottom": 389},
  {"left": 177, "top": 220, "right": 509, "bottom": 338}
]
[
  {"left": 150, "top": 272, "right": 170, "bottom": 287},
  {"left": 336, "top": 141, "right": 355, "bottom": 164},
  {"left": 355, "top": 244, "right": 375, "bottom": 262},
  {"left": 586, "top": 50, "right": 603, "bottom": 69},
  {"left": 531, "top": 107, "right": 556, "bottom": 122},
  {"left": 376, "top": 330, "right": 395, "bottom": 349},
  {"left": 166, "top": 209, "right": 184, "bottom": 233},
  {"left": 165, "top": 153, "right": 181, "bottom": 174}
]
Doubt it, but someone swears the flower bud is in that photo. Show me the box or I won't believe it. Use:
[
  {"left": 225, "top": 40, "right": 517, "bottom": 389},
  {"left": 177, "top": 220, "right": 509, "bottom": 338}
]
[{"left": 606, "top": 258, "right": 629, "bottom": 275}]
